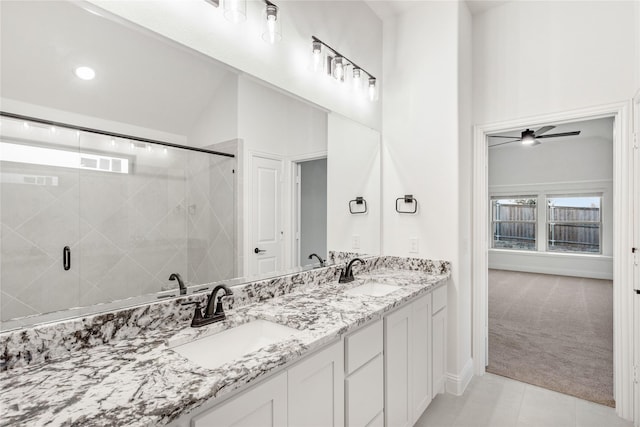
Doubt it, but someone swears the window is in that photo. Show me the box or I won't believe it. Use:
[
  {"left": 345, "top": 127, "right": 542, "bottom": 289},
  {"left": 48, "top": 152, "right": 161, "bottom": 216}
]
[
  {"left": 491, "top": 197, "right": 537, "bottom": 250},
  {"left": 547, "top": 196, "right": 601, "bottom": 254}
]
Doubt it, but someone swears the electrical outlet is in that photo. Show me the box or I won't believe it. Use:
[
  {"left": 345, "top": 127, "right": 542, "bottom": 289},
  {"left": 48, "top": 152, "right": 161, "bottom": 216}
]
[
  {"left": 352, "top": 234, "right": 360, "bottom": 249},
  {"left": 409, "top": 237, "right": 419, "bottom": 253}
]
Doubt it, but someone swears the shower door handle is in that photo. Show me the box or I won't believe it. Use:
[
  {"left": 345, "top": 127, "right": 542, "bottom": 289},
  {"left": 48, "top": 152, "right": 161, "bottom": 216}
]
[{"left": 63, "top": 246, "right": 71, "bottom": 271}]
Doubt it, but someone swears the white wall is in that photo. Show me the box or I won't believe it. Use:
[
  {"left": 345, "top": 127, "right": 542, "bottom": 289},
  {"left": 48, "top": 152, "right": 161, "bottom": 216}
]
[
  {"left": 88, "top": 0, "right": 382, "bottom": 130},
  {"left": 473, "top": 1, "right": 638, "bottom": 125},
  {"left": 327, "top": 113, "right": 381, "bottom": 256},
  {"left": 474, "top": 0, "right": 637, "bottom": 282},
  {"left": 382, "top": 1, "right": 473, "bottom": 393},
  {"left": 637, "top": 0, "right": 640, "bottom": 92},
  {"left": 238, "top": 77, "right": 327, "bottom": 157},
  {"left": 299, "top": 158, "right": 327, "bottom": 265},
  {"left": 237, "top": 76, "right": 328, "bottom": 274},
  {"left": 0, "top": 98, "right": 187, "bottom": 145},
  {"left": 187, "top": 73, "right": 239, "bottom": 148},
  {"left": 489, "top": 134, "right": 614, "bottom": 276}
]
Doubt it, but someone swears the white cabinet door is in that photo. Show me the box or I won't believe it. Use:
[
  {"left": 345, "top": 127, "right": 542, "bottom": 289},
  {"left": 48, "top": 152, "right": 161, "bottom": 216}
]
[
  {"left": 288, "top": 340, "right": 344, "bottom": 427},
  {"left": 411, "top": 293, "right": 432, "bottom": 422},
  {"left": 192, "top": 372, "right": 287, "bottom": 427},
  {"left": 345, "top": 354, "right": 383, "bottom": 427},
  {"left": 384, "top": 304, "right": 412, "bottom": 427},
  {"left": 432, "top": 306, "right": 447, "bottom": 396}
]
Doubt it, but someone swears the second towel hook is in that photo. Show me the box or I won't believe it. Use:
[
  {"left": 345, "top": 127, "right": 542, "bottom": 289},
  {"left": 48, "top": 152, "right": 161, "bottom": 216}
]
[
  {"left": 349, "top": 197, "right": 368, "bottom": 214},
  {"left": 396, "top": 194, "right": 417, "bottom": 214}
]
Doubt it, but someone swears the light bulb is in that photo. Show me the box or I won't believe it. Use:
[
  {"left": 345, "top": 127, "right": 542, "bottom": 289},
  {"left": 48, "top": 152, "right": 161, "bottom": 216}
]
[
  {"left": 224, "top": 0, "right": 246, "bottom": 24},
  {"left": 352, "top": 68, "right": 362, "bottom": 91},
  {"left": 50, "top": 126, "right": 56, "bottom": 134},
  {"left": 163, "top": 147, "right": 168, "bottom": 155},
  {"left": 74, "top": 66, "right": 96, "bottom": 81},
  {"left": 110, "top": 138, "right": 116, "bottom": 146},
  {"left": 521, "top": 130, "right": 537, "bottom": 145},
  {"left": 147, "top": 144, "right": 152, "bottom": 152},
  {"left": 312, "top": 40, "right": 322, "bottom": 72},
  {"left": 368, "top": 77, "right": 377, "bottom": 101},
  {"left": 333, "top": 56, "right": 344, "bottom": 81},
  {"left": 262, "top": 3, "right": 281, "bottom": 44}
]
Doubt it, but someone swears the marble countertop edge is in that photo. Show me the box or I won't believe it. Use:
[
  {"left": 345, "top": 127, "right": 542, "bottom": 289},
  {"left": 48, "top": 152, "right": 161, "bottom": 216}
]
[{"left": 0, "top": 268, "right": 449, "bottom": 427}]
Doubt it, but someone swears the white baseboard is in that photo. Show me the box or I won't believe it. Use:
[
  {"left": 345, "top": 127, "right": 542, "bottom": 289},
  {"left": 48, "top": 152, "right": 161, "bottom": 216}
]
[
  {"left": 489, "top": 250, "right": 613, "bottom": 280},
  {"left": 445, "top": 358, "right": 474, "bottom": 396}
]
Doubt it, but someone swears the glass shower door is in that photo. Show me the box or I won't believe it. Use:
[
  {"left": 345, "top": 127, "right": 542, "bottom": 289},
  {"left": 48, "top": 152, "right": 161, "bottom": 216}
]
[
  {"left": 0, "top": 116, "right": 80, "bottom": 325},
  {"left": 77, "top": 133, "right": 189, "bottom": 305}
]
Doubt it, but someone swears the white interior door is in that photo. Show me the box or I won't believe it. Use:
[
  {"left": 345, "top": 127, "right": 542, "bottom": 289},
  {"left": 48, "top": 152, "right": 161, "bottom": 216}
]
[
  {"left": 250, "top": 155, "right": 283, "bottom": 276},
  {"left": 633, "top": 93, "right": 639, "bottom": 292},
  {"left": 633, "top": 93, "right": 639, "bottom": 427}
]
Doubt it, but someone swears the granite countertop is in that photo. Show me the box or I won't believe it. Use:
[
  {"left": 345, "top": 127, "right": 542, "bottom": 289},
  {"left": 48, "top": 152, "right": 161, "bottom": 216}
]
[{"left": 0, "top": 268, "right": 448, "bottom": 426}]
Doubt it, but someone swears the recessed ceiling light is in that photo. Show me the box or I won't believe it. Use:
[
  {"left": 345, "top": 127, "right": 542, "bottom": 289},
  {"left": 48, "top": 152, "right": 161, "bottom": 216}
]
[{"left": 74, "top": 66, "right": 96, "bottom": 81}]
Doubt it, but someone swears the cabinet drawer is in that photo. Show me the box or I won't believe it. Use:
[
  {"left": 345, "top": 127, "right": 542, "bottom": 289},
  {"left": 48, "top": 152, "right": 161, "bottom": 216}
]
[
  {"left": 345, "top": 319, "right": 382, "bottom": 375},
  {"left": 345, "top": 354, "right": 383, "bottom": 427},
  {"left": 433, "top": 285, "right": 447, "bottom": 313}
]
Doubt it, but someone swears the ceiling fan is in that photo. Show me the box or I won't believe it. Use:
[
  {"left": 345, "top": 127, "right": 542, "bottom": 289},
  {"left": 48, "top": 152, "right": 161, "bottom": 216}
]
[{"left": 488, "top": 126, "right": 581, "bottom": 148}]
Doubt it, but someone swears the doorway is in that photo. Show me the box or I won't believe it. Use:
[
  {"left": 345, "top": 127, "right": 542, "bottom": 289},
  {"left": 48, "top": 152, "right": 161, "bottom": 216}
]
[
  {"left": 249, "top": 154, "right": 283, "bottom": 276},
  {"left": 486, "top": 117, "right": 615, "bottom": 405},
  {"left": 294, "top": 158, "right": 327, "bottom": 268},
  {"left": 472, "top": 102, "right": 636, "bottom": 421}
]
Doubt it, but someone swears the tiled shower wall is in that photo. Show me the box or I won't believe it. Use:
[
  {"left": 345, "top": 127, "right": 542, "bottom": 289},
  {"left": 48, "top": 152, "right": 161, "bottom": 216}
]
[{"left": 0, "top": 117, "right": 236, "bottom": 322}]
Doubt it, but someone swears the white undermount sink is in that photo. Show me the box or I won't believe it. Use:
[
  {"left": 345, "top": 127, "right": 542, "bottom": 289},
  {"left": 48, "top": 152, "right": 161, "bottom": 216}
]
[
  {"left": 344, "top": 282, "right": 401, "bottom": 297},
  {"left": 171, "top": 320, "right": 301, "bottom": 370}
]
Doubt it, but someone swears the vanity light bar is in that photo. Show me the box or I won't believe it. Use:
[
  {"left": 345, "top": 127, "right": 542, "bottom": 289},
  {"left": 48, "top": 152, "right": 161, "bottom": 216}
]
[{"left": 311, "top": 36, "right": 377, "bottom": 99}]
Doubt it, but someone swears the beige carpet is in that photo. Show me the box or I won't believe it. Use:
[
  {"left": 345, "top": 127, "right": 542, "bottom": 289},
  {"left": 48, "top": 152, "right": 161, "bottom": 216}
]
[{"left": 487, "top": 269, "right": 614, "bottom": 407}]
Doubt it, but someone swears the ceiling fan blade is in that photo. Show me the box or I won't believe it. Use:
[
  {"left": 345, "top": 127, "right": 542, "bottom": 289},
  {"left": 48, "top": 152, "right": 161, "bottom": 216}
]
[
  {"left": 534, "top": 125, "right": 555, "bottom": 136},
  {"left": 489, "top": 139, "right": 520, "bottom": 148},
  {"left": 489, "top": 135, "right": 520, "bottom": 139},
  {"left": 535, "top": 131, "right": 581, "bottom": 139}
]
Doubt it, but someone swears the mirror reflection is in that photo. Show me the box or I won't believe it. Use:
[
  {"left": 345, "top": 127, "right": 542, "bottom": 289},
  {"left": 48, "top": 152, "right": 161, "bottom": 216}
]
[{"left": 0, "top": 0, "right": 379, "bottom": 330}]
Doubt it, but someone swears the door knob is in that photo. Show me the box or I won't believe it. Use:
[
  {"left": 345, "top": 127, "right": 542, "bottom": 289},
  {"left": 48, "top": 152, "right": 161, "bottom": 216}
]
[{"left": 254, "top": 248, "right": 266, "bottom": 254}]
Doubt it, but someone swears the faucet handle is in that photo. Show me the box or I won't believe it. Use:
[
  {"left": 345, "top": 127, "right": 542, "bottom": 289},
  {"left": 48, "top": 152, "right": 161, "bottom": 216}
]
[
  {"left": 214, "top": 295, "right": 229, "bottom": 315},
  {"left": 182, "top": 301, "right": 204, "bottom": 326}
]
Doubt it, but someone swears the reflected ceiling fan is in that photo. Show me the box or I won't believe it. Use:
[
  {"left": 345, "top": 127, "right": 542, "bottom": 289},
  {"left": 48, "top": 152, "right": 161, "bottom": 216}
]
[{"left": 488, "top": 126, "right": 581, "bottom": 148}]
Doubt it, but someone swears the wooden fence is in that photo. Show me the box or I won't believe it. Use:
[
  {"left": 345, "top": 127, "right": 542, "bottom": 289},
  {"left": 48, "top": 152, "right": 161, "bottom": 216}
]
[{"left": 493, "top": 203, "right": 600, "bottom": 252}]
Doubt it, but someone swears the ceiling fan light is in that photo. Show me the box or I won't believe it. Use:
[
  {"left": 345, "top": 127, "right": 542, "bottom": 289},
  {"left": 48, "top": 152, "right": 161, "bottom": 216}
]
[{"left": 521, "top": 130, "right": 536, "bottom": 146}]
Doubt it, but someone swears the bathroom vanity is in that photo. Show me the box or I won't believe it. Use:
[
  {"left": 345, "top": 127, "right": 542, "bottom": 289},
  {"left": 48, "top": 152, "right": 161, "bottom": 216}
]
[{"left": 0, "top": 257, "right": 449, "bottom": 427}]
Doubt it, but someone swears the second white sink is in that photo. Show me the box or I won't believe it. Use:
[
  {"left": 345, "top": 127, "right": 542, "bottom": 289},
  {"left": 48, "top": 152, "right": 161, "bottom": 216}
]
[
  {"left": 171, "top": 320, "right": 301, "bottom": 370},
  {"left": 344, "top": 282, "right": 401, "bottom": 297}
]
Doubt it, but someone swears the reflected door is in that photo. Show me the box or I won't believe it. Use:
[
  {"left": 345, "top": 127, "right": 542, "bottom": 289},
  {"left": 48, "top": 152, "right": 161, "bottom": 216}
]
[
  {"left": 0, "top": 116, "right": 80, "bottom": 323},
  {"left": 250, "top": 155, "right": 283, "bottom": 275}
]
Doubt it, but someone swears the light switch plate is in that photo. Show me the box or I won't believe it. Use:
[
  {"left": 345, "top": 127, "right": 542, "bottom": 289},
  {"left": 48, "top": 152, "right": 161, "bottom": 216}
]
[{"left": 409, "top": 237, "right": 419, "bottom": 253}]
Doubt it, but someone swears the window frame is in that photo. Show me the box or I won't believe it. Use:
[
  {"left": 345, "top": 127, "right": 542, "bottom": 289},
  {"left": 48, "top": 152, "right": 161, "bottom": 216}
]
[
  {"left": 545, "top": 194, "right": 603, "bottom": 255},
  {"left": 490, "top": 195, "right": 538, "bottom": 251}
]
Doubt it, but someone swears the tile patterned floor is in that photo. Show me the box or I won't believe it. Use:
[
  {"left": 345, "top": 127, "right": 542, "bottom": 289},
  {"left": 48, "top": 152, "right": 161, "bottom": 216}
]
[{"left": 415, "top": 373, "right": 632, "bottom": 427}]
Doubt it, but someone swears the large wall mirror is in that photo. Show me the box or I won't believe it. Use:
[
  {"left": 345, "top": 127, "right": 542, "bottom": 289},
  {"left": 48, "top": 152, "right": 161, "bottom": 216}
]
[{"left": 0, "top": 0, "right": 381, "bottom": 330}]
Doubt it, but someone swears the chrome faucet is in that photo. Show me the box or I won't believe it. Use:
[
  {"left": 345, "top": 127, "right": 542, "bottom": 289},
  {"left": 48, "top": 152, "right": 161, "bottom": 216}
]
[
  {"left": 169, "top": 273, "right": 186, "bottom": 295},
  {"left": 183, "top": 284, "right": 234, "bottom": 328},
  {"left": 308, "top": 253, "right": 325, "bottom": 267},
  {"left": 339, "top": 258, "right": 365, "bottom": 283}
]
